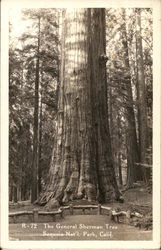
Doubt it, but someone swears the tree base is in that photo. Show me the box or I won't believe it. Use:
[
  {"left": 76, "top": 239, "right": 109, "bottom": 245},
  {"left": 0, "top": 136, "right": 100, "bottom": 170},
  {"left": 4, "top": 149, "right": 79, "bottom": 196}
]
[{"left": 36, "top": 187, "right": 124, "bottom": 207}]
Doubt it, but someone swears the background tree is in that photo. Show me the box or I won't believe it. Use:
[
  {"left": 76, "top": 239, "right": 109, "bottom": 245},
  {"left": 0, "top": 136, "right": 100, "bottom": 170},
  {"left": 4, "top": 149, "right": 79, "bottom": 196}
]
[
  {"left": 106, "top": 8, "right": 152, "bottom": 189},
  {"left": 135, "top": 8, "right": 151, "bottom": 184},
  {"left": 9, "top": 9, "right": 60, "bottom": 202},
  {"left": 9, "top": 35, "right": 33, "bottom": 201},
  {"left": 120, "top": 9, "right": 140, "bottom": 187}
]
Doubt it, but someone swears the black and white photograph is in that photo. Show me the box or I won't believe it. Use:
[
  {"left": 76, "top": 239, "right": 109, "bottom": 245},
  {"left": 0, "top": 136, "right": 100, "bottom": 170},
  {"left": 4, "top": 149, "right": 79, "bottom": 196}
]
[{"left": 0, "top": 0, "right": 161, "bottom": 249}]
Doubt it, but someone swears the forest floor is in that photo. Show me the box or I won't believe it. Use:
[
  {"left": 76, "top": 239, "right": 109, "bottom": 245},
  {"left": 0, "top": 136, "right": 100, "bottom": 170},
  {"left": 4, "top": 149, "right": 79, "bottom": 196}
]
[
  {"left": 9, "top": 185, "right": 152, "bottom": 212},
  {"left": 9, "top": 185, "right": 152, "bottom": 241}
]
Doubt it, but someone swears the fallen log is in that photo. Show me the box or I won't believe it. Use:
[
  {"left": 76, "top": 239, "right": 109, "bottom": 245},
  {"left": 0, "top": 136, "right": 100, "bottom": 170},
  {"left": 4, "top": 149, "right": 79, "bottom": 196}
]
[
  {"left": 73, "top": 205, "right": 98, "bottom": 209},
  {"left": 132, "top": 211, "right": 143, "bottom": 218},
  {"left": 111, "top": 210, "right": 127, "bottom": 216},
  {"left": 39, "top": 209, "right": 62, "bottom": 215},
  {"left": 9, "top": 211, "right": 33, "bottom": 216},
  {"left": 109, "top": 209, "right": 143, "bottom": 223},
  {"left": 101, "top": 206, "right": 111, "bottom": 211},
  {"left": 60, "top": 206, "right": 70, "bottom": 210},
  {"left": 110, "top": 210, "right": 142, "bottom": 218}
]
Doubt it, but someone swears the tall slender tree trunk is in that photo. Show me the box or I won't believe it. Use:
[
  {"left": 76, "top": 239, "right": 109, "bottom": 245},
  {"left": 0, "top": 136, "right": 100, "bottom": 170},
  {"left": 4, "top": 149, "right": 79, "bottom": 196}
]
[
  {"left": 117, "top": 113, "right": 123, "bottom": 186},
  {"left": 135, "top": 9, "right": 148, "bottom": 183},
  {"left": 38, "top": 9, "right": 121, "bottom": 205},
  {"left": 38, "top": 95, "right": 42, "bottom": 195},
  {"left": 31, "top": 16, "right": 41, "bottom": 203},
  {"left": 108, "top": 87, "right": 117, "bottom": 179},
  {"left": 121, "top": 9, "right": 140, "bottom": 187}
]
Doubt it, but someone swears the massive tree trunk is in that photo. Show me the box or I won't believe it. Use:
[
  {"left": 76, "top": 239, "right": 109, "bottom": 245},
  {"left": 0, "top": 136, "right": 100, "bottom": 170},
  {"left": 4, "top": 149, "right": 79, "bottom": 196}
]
[
  {"left": 121, "top": 9, "right": 140, "bottom": 187},
  {"left": 135, "top": 9, "right": 148, "bottom": 183},
  {"left": 39, "top": 9, "right": 121, "bottom": 205}
]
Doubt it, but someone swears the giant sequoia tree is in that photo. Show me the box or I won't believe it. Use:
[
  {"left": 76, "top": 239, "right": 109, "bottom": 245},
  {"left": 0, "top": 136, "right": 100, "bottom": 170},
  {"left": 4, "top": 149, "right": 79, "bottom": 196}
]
[
  {"left": 135, "top": 9, "right": 149, "bottom": 183},
  {"left": 120, "top": 9, "right": 140, "bottom": 187},
  {"left": 39, "top": 9, "right": 121, "bottom": 205}
]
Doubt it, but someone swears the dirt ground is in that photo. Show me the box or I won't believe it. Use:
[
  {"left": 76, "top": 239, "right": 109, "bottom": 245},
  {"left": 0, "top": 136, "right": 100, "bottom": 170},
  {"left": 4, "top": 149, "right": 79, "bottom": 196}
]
[{"left": 9, "top": 185, "right": 152, "bottom": 241}]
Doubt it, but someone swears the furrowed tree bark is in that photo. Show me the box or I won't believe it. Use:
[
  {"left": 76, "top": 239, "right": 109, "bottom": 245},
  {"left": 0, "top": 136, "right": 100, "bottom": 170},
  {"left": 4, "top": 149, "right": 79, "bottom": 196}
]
[
  {"left": 121, "top": 9, "right": 141, "bottom": 187},
  {"left": 38, "top": 9, "right": 121, "bottom": 205},
  {"left": 135, "top": 9, "right": 148, "bottom": 183}
]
